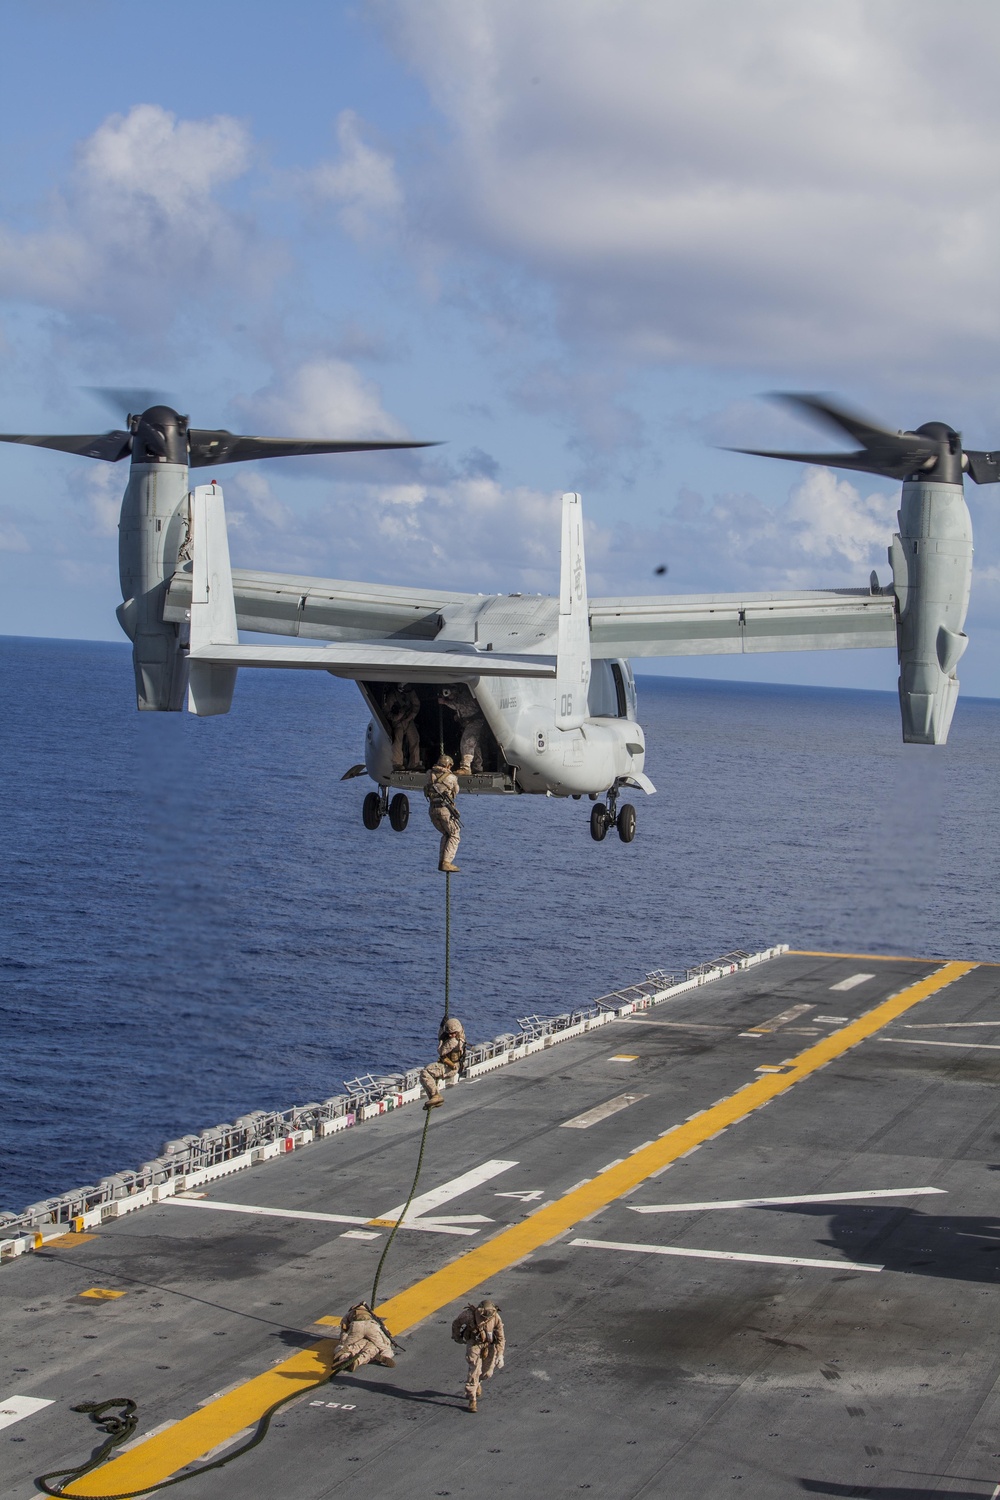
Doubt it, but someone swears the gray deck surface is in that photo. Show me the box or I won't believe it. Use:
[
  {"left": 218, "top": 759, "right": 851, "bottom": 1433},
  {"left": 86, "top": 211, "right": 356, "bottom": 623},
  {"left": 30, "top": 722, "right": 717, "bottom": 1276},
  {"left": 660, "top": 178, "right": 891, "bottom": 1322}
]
[{"left": 5, "top": 951, "right": 1000, "bottom": 1499}]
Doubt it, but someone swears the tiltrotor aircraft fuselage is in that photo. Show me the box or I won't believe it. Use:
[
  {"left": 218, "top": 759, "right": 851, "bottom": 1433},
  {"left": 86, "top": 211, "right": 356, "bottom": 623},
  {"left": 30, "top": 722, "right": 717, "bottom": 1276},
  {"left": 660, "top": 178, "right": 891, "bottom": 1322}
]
[{"left": 2, "top": 392, "right": 991, "bottom": 842}]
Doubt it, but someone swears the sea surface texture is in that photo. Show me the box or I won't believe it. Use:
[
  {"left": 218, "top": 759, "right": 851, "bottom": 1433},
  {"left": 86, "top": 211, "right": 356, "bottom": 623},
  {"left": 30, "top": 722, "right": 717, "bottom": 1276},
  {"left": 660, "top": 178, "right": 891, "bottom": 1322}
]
[{"left": 2, "top": 635, "right": 998, "bottom": 1211}]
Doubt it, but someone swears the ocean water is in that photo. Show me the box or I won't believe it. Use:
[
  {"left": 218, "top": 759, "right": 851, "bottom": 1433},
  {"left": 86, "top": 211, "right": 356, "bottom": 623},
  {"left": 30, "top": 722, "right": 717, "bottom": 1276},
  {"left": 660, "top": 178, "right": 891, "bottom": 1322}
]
[{"left": 2, "top": 634, "right": 999, "bottom": 1211}]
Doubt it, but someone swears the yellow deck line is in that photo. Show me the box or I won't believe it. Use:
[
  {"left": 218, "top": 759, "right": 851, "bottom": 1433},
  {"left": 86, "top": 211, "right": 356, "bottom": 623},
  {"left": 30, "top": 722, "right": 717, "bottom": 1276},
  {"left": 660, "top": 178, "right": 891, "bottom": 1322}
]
[
  {"left": 788, "top": 949, "right": 935, "bottom": 963},
  {"left": 68, "top": 960, "right": 975, "bottom": 1496}
]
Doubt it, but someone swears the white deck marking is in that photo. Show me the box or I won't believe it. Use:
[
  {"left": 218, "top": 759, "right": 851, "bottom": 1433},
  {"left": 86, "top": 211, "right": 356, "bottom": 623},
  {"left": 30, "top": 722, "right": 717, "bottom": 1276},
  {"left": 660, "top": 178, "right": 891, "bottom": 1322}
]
[
  {"left": 630, "top": 1187, "right": 945, "bottom": 1214},
  {"left": 561, "top": 1093, "right": 647, "bottom": 1129},
  {"left": 903, "top": 1021, "right": 1000, "bottom": 1029},
  {"left": 570, "top": 1238, "right": 883, "bottom": 1271},
  {"left": 378, "top": 1159, "right": 517, "bottom": 1224},
  {"left": 814, "top": 1015, "right": 850, "bottom": 1024},
  {"left": 879, "top": 1037, "right": 1000, "bottom": 1052},
  {"left": 0, "top": 1395, "right": 54, "bottom": 1431},
  {"left": 620, "top": 1020, "right": 728, "bottom": 1031},
  {"left": 743, "top": 1003, "right": 814, "bottom": 1034},
  {"left": 340, "top": 1230, "right": 381, "bottom": 1240},
  {"left": 830, "top": 973, "right": 875, "bottom": 991},
  {"left": 496, "top": 1189, "right": 544, "bottom": 1202},
  {"left": 163, "top": 1197, "right": 478, "bottom": 1236}
]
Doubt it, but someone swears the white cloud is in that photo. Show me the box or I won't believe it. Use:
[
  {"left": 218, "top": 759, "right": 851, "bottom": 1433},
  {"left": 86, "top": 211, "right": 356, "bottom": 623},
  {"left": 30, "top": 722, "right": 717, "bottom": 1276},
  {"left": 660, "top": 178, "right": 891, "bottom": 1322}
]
[
  {"left": 0, "top": 104, "right": 275, "bottom": 329},
  {"left": 0, "top": 519, "right": 29, "bottom": 553},
  {"left": 77, "top": 462, "right": 123, "bottom": 538},
  {"left": 235, "top": 358, "right": 409, "bottom": 440},
  {"left": 223, "top": 459, "right": 574, "bottom": 594},
  {"left": 307, "top": 110, "right": 402, "bottom": 239},
  {"left": 637, "top": 467, "right": 899, "bottom": 595},
  {"left": 377, "top": 0, "right": 1000, "bottom": 386}
]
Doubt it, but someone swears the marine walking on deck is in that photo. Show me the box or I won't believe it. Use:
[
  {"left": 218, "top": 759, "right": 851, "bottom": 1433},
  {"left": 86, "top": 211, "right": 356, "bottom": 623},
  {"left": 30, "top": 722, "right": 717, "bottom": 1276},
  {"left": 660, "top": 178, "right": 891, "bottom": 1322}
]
[{"left": 452, "top": 1299, "right": 505, "bottom": 1412}]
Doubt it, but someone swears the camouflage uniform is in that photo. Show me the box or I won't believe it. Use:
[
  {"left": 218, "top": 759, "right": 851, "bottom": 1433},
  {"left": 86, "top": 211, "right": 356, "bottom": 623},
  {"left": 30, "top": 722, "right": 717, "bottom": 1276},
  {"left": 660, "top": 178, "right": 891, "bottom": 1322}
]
[
  {"left": 452, "top": 1300, "right": 505, "bottom": 1410},
  {"left": 420, "top": 1017, "right": 466, "bottom": 1108},
  {"left": 384, "top": 685, "right": 422, "bottom": 771},
  {"left": 439, "top": 687, "right": 486, "bottom": 774},
  {"left": 425, "top": 758, "right": 461, "bottom": 871},
  {"left": 332, "top": 1303, "right": 395, "bottom": 1371}
]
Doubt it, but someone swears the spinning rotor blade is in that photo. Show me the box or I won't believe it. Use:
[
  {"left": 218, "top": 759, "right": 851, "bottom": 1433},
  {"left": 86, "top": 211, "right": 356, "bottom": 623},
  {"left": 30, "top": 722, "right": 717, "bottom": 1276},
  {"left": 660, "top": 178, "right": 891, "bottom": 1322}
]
[
  {"left": 187, "top": 431, "right": 440, "bottom": 467},
  {"left": 0, "top": 430, "right": 132, "bottom": 461},
  {"left": 85, "top": 386, "right": 174, "bottom": 423},
  {"left": 728, "top": 392, "right": 944, "bottom": 481},
  {"left": 964, "top": 450, "right": 1000, "bottom": 484}
]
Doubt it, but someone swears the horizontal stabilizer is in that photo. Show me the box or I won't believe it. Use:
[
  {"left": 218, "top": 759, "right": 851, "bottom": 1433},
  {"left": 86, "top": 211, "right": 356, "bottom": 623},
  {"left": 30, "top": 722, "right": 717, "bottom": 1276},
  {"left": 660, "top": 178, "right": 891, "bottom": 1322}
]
[{"left": 188, "top": 640, "right": 555, "bottom": 683}]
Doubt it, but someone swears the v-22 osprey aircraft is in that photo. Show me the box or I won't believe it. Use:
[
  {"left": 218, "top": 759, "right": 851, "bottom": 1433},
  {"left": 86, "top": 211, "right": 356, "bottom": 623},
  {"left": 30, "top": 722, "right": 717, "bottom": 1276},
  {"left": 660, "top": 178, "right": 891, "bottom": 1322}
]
[{"left": 1, "top": 392, "right": 989, "bottom": 843}]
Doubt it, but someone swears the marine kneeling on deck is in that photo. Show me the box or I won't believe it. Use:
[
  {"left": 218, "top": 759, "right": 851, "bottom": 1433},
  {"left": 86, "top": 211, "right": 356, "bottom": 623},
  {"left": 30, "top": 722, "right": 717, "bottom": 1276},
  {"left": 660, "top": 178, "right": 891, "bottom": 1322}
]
[
  {"left": 333, "top": 1303, "right": 396, "bottom": 1373},
  {"left": 452, "top": 1299, "right": 505, "bottom": 1412}
]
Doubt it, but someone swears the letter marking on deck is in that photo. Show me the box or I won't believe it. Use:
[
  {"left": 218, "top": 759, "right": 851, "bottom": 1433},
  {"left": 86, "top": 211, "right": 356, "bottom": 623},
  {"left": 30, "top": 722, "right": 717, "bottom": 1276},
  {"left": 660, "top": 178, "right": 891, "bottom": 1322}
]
[
  {"left": 374, "top": 1159, "right": 518, "bottom": 1225},
  {"left": 830, "top": 973, "right": 875, "bottom": 991},
  {"left": 163, "top": 1197, "right": 477, "bottom": 1236},
  {"left": 67, "top": 961, "right": 974, "bottom": 1499},
  {"left": 561, "top": 1093, "right": 647, "bottom": 1129}
]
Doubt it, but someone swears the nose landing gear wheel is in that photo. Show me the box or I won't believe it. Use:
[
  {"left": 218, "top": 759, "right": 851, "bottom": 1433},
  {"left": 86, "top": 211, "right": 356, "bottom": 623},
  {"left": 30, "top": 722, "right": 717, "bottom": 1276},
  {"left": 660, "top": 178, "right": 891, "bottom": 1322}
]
[
  {"left": 590, "top": 803, "right": 609, "bottom": 841},
  {"left": 617, "top": 803, "right": 636, "bottom": 843},
  {"left": 388, "top": 792, "right": 410, "bottom": 832},
  {"left": 362, "top": 791, "right": 383, "bottom": 830}
]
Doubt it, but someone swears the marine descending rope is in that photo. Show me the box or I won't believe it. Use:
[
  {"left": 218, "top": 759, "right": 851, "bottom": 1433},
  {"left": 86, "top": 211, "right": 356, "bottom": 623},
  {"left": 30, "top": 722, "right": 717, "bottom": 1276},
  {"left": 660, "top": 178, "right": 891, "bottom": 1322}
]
[{"left": 37, "top": 872, "right": 455, "bottom": 1499}]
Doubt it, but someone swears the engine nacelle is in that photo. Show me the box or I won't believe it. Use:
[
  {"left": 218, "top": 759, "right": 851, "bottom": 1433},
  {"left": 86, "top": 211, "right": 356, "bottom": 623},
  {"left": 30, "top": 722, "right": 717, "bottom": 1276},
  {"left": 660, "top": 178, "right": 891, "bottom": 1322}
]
[
  {"left": 116, "top": 464, "right": 191, "bottom": 711},
  {"left": 888, "top": 479, "right": 972, "bottom": 745}
]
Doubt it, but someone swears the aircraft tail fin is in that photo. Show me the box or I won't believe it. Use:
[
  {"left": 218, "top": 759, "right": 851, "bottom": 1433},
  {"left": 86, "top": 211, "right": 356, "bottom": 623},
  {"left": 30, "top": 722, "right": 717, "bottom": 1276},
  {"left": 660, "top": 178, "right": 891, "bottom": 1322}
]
[
  {"left": 187, "top": 482, "right": 239, "bottom": 716},
  {"left": 555, "top": 491, "right": 591, "bottom": 731}
]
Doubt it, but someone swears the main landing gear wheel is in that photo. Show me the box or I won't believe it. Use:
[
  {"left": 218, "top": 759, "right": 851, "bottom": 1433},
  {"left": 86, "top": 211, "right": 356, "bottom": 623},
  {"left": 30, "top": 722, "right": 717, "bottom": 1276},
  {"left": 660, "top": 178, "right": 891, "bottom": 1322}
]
[
  {"left": 590, "top": 803, "right": 609, "bottom": 841},
  {"left": 362, "top": 791, "right": 383, "bottom": 830},
  {"left": 388, "top": 793, "right": 410, "bottom": 832},
  {"left": 617, "top": 803, "right": 636, "bottom": 843}
]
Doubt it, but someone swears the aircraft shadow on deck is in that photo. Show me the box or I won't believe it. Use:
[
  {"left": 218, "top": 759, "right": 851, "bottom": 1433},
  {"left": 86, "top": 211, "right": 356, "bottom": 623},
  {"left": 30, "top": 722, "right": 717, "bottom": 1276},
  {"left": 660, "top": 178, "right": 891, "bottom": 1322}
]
[{"left": 759, "top": 1204, "right": 1000, "bottom": 1284}]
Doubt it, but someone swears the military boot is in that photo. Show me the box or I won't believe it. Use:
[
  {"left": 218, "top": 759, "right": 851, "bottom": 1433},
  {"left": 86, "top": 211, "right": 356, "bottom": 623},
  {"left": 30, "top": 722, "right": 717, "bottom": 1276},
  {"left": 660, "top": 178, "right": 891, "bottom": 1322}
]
[
  {"left": 439, "top": 861, "right": 461, "bottom": 873},
  {"left": 467, "top": 1396, "right": 477, "bottom": 1413},
  {"left": 423, "top": 1094, "right": 445, "bottom": 1110}
]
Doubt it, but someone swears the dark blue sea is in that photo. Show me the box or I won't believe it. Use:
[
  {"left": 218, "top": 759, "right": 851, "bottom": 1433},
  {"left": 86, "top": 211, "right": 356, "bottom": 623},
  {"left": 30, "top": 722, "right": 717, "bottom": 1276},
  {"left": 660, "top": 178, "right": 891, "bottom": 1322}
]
[{"left": 3, "top": 635, "right": 999, "bottom": 1212}]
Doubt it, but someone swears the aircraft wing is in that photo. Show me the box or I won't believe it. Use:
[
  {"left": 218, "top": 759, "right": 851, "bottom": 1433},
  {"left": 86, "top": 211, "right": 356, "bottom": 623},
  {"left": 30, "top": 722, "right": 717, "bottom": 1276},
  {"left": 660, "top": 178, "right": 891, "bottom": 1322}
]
[
  {"left": 189, "top": 639, "right": 555, "bottom": 683},
  {"left": 164, "top": 567, "right": 477, "bottom": 642},
  {"left": 588, "top": 588, "right": 897, "bottom": 658}
]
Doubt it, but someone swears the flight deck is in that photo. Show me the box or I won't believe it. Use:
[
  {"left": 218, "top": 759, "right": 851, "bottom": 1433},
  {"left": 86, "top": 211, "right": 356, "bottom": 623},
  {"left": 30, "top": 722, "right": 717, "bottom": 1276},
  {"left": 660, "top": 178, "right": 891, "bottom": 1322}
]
[{"left": 5, "top": 950, "right": 1000, "bottom": 1499}]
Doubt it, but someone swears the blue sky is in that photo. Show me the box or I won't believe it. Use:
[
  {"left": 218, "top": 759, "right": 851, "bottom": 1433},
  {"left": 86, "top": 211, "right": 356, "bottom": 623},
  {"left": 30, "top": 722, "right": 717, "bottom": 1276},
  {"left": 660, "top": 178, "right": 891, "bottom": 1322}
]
[{"left": 3, "top": 0, "right": 1000, "bottom": 693}]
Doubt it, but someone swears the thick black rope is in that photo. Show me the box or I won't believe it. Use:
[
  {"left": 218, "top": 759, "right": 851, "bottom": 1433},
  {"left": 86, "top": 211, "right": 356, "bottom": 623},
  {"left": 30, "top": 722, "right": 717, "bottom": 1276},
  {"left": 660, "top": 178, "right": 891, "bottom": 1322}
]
[
  {"left": 369, "top": 1104, "right": 433, "bottom": 1310},
  {"left": 36, "top": 1357, "right": 353, "bottom": 1500},
  {"left": 370, "top": 868, "right": 452, "bottom": 1307},
  {"left": 444, "top": 867, "right": 451, "bottom": 1021}
]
